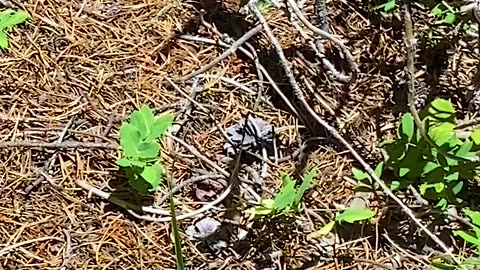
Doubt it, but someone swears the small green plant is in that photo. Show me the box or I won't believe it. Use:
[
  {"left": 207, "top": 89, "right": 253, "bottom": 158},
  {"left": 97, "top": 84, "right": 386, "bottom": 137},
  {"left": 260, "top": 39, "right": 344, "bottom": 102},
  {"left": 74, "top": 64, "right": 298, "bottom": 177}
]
[
  {"left": 314, "top": 207, "right": 376, "bottom": 237},
  {"left": 0, "top": 9, "right": 29, "bottom": 49},
  {"left": 431, "top": 3, "right": 458, "bottom": 25},
  {"left": 117, "top": 105, "right": 174, "bottom": 194},
  {"left": 247, "top": 169, "right": 317, "bottom": 217},
  {"left": 376, "top": 0, "right": 397, "bottom": 13},
  {"left": 454, "top": 209, "right": 480, "bottom": 254},
  {"left": 353, "top": 98, "right": 480, "bottom": 209}
]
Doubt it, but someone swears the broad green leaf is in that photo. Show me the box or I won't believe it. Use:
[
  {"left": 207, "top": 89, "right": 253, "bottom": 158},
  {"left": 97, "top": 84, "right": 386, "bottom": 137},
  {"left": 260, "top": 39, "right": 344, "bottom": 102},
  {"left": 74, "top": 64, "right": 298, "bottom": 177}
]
[
  {"left": 294, "top": 168, "right": 317, "bottom": 206},
  {"left": 130, "top": 160, "right": 146, "bottom": 167},
  {"left": 465, "top": 209, "right": 480, "bottom": 227},
  {"left": 456, "top": 141, "right": 473, "bottom": 158},
  {"left": 383, "top": 0, "right": 396, "bottom": 12},
  {"left": 147, "top": 112, "right": 174, "bottom": 141},
  {"left": 116, "top": 158, "right": 131, "bottom": 167},
  {"left": 130, "top": 105, "right": 156, "bottom": 140},
  {"left": 0, "top": 9, "right": 29, "bottom": 30},
  {"left": 453, "top": 230, "right": 480, "bottom": 247},
  {"left": 445, "top": 172, "right": 459, "bottom": 182},
  {"left": 432, "top": 4, "right": 443, "bottom": 17},
  {"left": 422, "top": 162, "right": 440, "bottom": 175},
  {"left": 119, "top": 123, "right": 141, "bottom": 157},
  {"left": 401, "top": 113, "right": 415, "bottom": 142},
  {"left": 316, "top": 221, "right": 336, "bottom": 236},
  {"left": 390, "top": 180, "right": 400, "bottom": 191},
  {"left": 374, "top": 162, "right": 383, "bottom": 178},
  {"left": 336, "top": 207, "right": 375, "bottom": 223},
  {"left": 0, "top": 31, "right": 7, "bottom": 49},
  {"left": 399, "top": 167, "right": 410, "bottom": 177},
  {"left": 137, "top": 141, "right": 160, "bottom": 158},
  {"left": 273, "top": 179, "right": 296, "bottom": 211},
  {"left": 140, "top": 163, "right": 163, "bottom": 190},
  {"left": 471, "top": 129, "right": 480, "bottom": 145},
  {"left": 429, "top": 122, "right": 455, "bottom": 146},
  {"left": 452, "top": 181, "right": 463, "bottom": 195},
  {"left": 352, "top": 167, "right": 369, "bottom": 182},
  {"left": 429, "top": 98, "right": 455, "bottom": 118},
  {"left": 444, "top": 13, "right": 456, "bottom": 25},
  {"left": 251, "top": 205, "right": 274, "bottom": 216}
]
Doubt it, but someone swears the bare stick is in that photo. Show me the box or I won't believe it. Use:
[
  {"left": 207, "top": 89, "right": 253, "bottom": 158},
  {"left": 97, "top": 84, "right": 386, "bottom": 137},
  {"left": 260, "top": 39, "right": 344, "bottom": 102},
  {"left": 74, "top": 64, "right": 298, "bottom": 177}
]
[
  {"left": 249, "top": 1, "right": 459, "bottom": 262},
  {"left": 286, "top": 0, "right": 358, "bottom": 76},
  {"left": 77, "top": 179, "right": 232, "bottom": 222},
  {"left": 0, "top": 140, "right": 117, "bottom": 150},
  {"left": 24, "top": 118, "right": 74, "bottom": 194},
  {"left": 177, "top": 24, "right": 263, "bottom": 82},
  {"left": 179, "top": 34, "right": 303, "bottom": 120},
  {"left": 0, "top": 236, "right": 63, "bottom": 256}
]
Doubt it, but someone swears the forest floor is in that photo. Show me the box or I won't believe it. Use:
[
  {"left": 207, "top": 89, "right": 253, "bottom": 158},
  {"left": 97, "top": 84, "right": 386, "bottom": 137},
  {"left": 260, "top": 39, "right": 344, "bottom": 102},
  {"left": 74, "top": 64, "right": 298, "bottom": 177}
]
[{"left": 1, "top": 0, "right": 480, "bottom": 269}]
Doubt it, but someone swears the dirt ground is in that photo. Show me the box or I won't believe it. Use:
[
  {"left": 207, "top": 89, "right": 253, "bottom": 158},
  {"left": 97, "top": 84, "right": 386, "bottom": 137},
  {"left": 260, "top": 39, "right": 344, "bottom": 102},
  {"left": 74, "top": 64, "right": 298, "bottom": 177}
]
[{"left": 1, "top": 0, "right": 479, "bottom": 269}]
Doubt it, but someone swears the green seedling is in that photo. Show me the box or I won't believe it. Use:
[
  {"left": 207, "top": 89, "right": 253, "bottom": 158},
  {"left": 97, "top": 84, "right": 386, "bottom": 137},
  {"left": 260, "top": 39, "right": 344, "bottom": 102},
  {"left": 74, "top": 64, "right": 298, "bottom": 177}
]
[
  {"left": 376, "top": 0, "right": 397, "bottom": 13},
  {"left": 353, "top": 98, "right": 480, "bottom": 209},
  {"left": 431, "top": 3, "right": 458, "bottom": 25},
  {"left": 314, "top": 207, "right": 376, "bottom": 237},
  {"left": 247, "top": 169, "right": 317, "bottom": 217},
  {"left": 454, "top": 209, "right": 480, "bottom": 254},
  {"left": 0, "top": 9, "right": 29, "bottom": 49},
  {"left": 117, "top": 105, "right": 174, "bottom": 194}
]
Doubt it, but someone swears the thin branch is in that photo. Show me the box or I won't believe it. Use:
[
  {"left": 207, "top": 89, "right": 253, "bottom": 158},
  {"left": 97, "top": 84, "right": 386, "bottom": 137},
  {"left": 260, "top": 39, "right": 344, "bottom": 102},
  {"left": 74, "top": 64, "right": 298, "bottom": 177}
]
[
  {"left": 249, "top": 1, "right": 459, "bottom": 263},
  {"left": 177, "top": 24, "right": 263, "bottom": 82},
  {"left": 0, "top": 140, "right": 118, "bottom": 150},
  {"left": 286, "top": 0, "right": 358, "bottom": 78}
]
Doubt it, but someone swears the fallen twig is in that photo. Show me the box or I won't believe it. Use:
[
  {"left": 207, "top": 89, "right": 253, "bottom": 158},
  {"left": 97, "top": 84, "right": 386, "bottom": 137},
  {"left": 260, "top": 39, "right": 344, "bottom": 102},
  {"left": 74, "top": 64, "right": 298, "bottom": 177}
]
[
  {"left": 286, "top": 0, "right": 358, "bottom": 78},
  {"left": 249, "top": 0, "right": 459, "bottom": 263},
  {"left": 0, "top": 140, "right": 118, "bottom": 150},
  {"left": 177, "top": 24, "right": 263, "bottom": 82}
]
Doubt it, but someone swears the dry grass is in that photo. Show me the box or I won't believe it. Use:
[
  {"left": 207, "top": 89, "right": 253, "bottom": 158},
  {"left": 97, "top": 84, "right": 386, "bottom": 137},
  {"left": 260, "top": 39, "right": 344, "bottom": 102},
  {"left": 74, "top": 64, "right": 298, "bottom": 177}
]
[{"left": 1, "top": 0, "right": 479, "bottom": 269}]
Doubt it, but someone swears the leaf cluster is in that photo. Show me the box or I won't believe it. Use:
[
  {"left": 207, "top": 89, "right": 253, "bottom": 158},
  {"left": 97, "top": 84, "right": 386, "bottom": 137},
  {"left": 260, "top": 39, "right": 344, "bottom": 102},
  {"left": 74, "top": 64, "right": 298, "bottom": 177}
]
[
  {"left": 247, "top": 169, "right": 317, "bottom": 217},
  {"left": 353, "top": 98, "right": 480, "bottom": 208},
  {"left": 0, "top": 9, "right": 29, "bottom": 49},
  {"left": 117, "top": 105, "right": 174, "bottom": 194}
]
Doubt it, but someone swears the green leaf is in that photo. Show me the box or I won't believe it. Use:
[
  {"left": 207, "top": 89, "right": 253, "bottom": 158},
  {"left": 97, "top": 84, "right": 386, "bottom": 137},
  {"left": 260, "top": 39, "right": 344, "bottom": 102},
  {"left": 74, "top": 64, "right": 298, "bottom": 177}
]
[
  {"left": 140, "top": 163, "right": 163, "bottom": 190},
  {"left": 0, "top": 31, "right": 7, "bottom": 49},
  {"left": 316, "top": 221, "right": 336, "bottom": 236},
  {"left": 0, "top": 9, "right": 29, "bottom": 30},
  {"left": 130, "top": 105, "right": 156, "bottom": 140},
  {"left": 336, "top": 208, "right": 375, "bottom": 223},
  {"left": 429, "top": 98, "right": 455, "bottom": 118},
  {"left": 471, "top": 129, "right": 480, "bottom": 145},
  {"left": 147, "top": 112, "right": 174, "bottom": 141},
  {"left": 374, "top": 162, "right": 383, "bottom": 178},
  {"left": 273, "top": 178, "right": 296, "bottom": 212},
  {"left": 383, "top": 0, "right": 396, "bottom": 12},
  {"left": 456, "top": 141, "right": 473, "bottom": 158},
  {"left": 116, "top": 158, "right": 132, "bottom": 167},
  {"left": 429, "top": 122, "right": 455, "bottom": 146},
  {"left": 137, "top": 141, "right": 160, "bottom": 158},
  {"left": 422, "top": 162, "right": 440, "bottom": 175},
  {"left": 445, "top": 172, "right": 459, "bottom": 182},
  {"left": 401, "top": 113, "right": 415, "bottom": 142},
  {"left": 451, "top": 181, "right": 463, "bottom": 195},
  {"left": 432, "top": 4, "right": 443, "bottom": 17},
  {"left": 390, "top": 180, "right": 400, "bottom": 191},
  {"left": 444, "top": 13, "right": 456, "bottom": 25},
  {"left": 352, "top": 167, "right": 369, "bottom": 182},
  {"left": 465, "top": 209, "right": 480, "bottom": 227},
  {"left": 294, "top": 168, "right": 317, "bottom": 206},
  {"left": 399, "top": 167, "right": 410, "bottom": 177},
  {"left": 119, "top": 123, "right": 141, "bottom": 157},
  {"left": 453, "top": 230, "right": 480, "bottom": 247}
]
